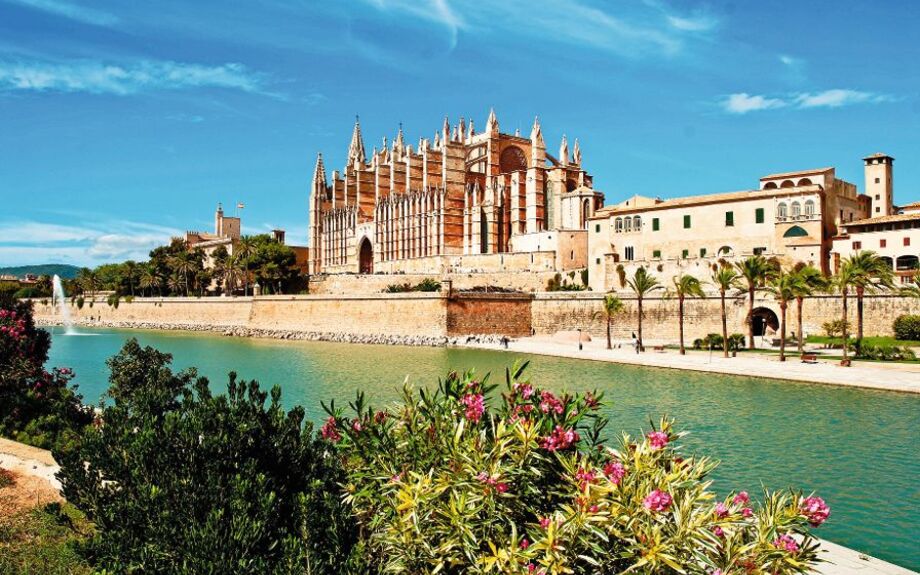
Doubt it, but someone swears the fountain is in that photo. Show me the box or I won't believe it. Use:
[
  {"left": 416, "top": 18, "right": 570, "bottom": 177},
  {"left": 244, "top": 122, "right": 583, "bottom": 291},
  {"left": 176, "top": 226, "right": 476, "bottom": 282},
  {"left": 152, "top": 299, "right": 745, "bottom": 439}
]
[{"left": 52, "top": 274, "right": 76, "bottom": 335}]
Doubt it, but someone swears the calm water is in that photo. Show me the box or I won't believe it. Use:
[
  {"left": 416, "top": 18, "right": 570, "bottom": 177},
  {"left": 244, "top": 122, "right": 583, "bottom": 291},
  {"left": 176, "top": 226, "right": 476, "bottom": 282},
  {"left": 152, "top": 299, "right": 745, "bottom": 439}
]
[{"left": 46, "top": 327, "right": 920, "bottom": 571}]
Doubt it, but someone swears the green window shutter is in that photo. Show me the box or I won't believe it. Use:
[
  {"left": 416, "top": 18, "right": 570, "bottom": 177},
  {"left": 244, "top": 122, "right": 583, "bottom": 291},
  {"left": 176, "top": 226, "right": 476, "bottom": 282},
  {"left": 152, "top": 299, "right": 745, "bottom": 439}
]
[
  {"left": 652, "top": 217, "right": 659, "bottom": 231},
  {"left": 755, "top": 208, "right": 765, "bottom": 223},
  {"left": 725, "top": 211, "right": 734, "bottom": 226},
  {"left": 700, "top": 248, "right": 707, "bottom": 257},
  {"left": 681, "top": 249, "right": 689, "bottom": 258},
  {"left": 595, "top": 224, "right": 600, "bottom": 233},
  {"left": 683, "top": 215, "right": 691, "bottom": 228},
  {"left": 653, "top": 250, "right": 661, "bottom": 258}
]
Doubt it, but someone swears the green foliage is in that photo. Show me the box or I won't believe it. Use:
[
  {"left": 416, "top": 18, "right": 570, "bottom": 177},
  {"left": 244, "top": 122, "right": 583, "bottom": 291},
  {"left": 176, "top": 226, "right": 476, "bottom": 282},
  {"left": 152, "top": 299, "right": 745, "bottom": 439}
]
[
  {"left": 893, "top": 314, "right": 920, "bottom": 341},
  {"left": 693, "top": 333, "right": 724, "bottom": 350},
  {"left": 325, "top": 364, "right": 827, "bottom": 575},
  {"left": 851, "top": 343, "right": 917, "bottom": 361},
  {"left": 57, "top": 340, "right": 354, "bottom": 575},
  {"left": 384, "top": 278, "right": 442, "bottom": 293},
  {"left": 727, "top": 333, "right": 747, "bottom": 352},
  {"left": 0, "top": 502, "right": 94, "bottom": 575},
  {"left": 580, "top": 268, "right": 589, "bottom": 286},
  {"left": 0, "top": 264, "right": 81, "bottom": 280},
  {"left": 821, "top": 319, "right": 849, "bottom": 339},
  {"left": 105, "top": 294, "right": 120, "bottom": 309},
  {"left": 0, "top": 300, "right": 93, "bottom": 452},
  {"left": 0, "top": 466, "right": 13, "bottom": 488},
  {"left": 75, "top": 296, "right": 84, "bottom": 310}
]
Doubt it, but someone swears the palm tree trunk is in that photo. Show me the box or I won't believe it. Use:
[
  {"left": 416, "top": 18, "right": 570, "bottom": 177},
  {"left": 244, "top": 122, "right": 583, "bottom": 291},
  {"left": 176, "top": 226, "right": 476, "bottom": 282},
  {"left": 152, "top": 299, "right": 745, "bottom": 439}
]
[
  {"left": 637, "top": 296, "right": 644, "bottom": 352},
  {"left": 606, "top": 316, "right": 612, "bottom": 350},
  {"left": 856, "top": 286, "right": 865, "bottom": 352},
  {"left": 796, "top": 297, "right": 804, "bottom": 353},
  {"left": 779, "top": 301, "right": 787, "bottom": 362},
  {"left": 748, "top": 288, "right": 755, "bottom": 349},
  {"left": 678, "top": 295, "right": 686, "bottom": 355},
  {"left": 721, "top": 290, "right": 728, "bottom": 358},
  {"left": 841, "top": 289, "right": 849, "bottom": 362}
]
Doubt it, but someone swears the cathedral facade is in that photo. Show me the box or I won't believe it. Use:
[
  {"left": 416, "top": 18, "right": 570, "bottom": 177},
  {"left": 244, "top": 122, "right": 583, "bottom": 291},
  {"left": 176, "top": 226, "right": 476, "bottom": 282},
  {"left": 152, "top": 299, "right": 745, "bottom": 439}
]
[{"left": 308, "top": 111, "right": 603, "bottom": 276}]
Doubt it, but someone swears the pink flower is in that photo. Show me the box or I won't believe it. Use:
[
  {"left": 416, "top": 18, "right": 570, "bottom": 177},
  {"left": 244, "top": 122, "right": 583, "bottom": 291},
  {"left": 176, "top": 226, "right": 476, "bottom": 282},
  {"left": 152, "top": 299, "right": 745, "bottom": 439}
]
[
  {"left": 733, "top": 491, "right": 750, "bottom": 505},
  {"left": 742, "top": 507, "right": 753, "bottom": 518},
  {"left": 643, "top": 489, "right": 672, "bottom": 513},
  {"left": 647, "top": 431, "right": 669, "bottom": 450},
  {"left": 801, "top": 496, "right": 830, "bottom": 527},
  {"left": 513, "top": 382, "right": 535, "bottom": 399},
  {"left": 589, "top": 504, "right": 599, "bottom": 513},
  {"left": 390, "top": 472, "right": 403, "bottom": 483},
  {"left": 575, "top": 467, "right": 597, "bottom": 491},
  {"left": 774, "top": 534, "right": 799, "bottom": 553},
  {"left": 712, "top": 526, "right": 724, "bottom": 538},
  {"left": 351, "top": 419, "right": 362, "bottom": 432},
  {"left": 539, "top": 516, "right": 551, "bottom": 529},
  {"left": 603, "top": 460, "right": 627, "bottom": 485},
  {"left": 539, "top": 391, "right": 564, "bottom": 415},
  {"left": 374, "top": 410, "right": 387, "bottom": 424},
  {"left": 495, "top": 482, "right": 509, "bottom": 494},
  {"left": 540, "top": 425, "right": 579, "bottom": 451},
  {"left": 527, "top": 564, "right": 536, "bottom": 573},
  {"left": 476, "top": 471, "right": 490, "bottom": 483},
  {"left": 711, "top": 570, "right": 723, "bottom": 575},
  {"left": 715, "top": 502, "right": 728, "bottom": 518},
  {"left": 520, "top": 538, "right": 530, "bottom": 550},
  {"left": 320, "top": 417, "right": 341, "bottom": 442},
  {"left": 460, "top": 393, "right": 485, "bottom": 422}
]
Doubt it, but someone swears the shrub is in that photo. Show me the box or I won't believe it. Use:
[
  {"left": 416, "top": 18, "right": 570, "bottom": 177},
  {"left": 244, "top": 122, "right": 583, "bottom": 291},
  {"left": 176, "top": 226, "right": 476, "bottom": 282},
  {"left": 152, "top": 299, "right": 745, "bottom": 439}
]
[
  {"left": 57, "top": 340, "right": 354, "bottom": 574},
  {"left": 727, "top": 333, "right": 746, "bottom": 352},
  {"left": 852, "top": 343, "right": 916, "bottom": 361},
  {"left": 893, "top": 314, "right": 920, "bottom": 341},
  {"left": 580, "top": 269, "right": 589, "bottom": 286},
  {"left": 384, "top": 278, "right": 441, "bottom": 293},
  {"left": 106, "top": 293, "right": 120, "bottom": 308},
  {"left": 324, "top": 364, "right": 828, "bottom": 574},
  {"left": 821, "top": 319, "right": 849, "bottom": 339},
  {"left": 693, "top": 333, "right": 724, "bottom": 350},
  {"left": 13, "top": 287, "right": 39, "bottom": 299},
  {"left": 0, "top": 466, "right": 14, "bottom": 488}
]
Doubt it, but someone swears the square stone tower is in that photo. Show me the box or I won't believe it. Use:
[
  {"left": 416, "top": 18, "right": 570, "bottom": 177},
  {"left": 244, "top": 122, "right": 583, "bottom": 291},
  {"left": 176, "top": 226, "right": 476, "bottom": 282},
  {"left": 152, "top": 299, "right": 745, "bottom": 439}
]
[{"left": 864, "top": 153, "right": 894, "bottom": 216}]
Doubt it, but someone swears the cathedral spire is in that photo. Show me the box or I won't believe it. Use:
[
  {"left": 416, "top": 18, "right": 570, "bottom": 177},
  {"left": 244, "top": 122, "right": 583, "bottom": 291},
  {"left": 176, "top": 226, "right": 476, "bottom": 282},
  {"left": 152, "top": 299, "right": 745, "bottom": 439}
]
[
  {"left": 486, "top": 108, "right": 499, "bottom": 134},
  {"left": 458, "top": 117, "right": 466, "bottom": 141},
  {"left": 467, "top": 118, "right": 475, "bottom": 140},
  {"left": 572, "top": 138, "right": 581, "bottom": 164},
  {"left": 530, "top": 116, "right": 544, "bottom": 147},
  {"left": 559, "top": 134, "right": 569, "bottom": 166},
  {"left": 442, "top": 116, "right": 450, "bottom": 141},
  {"left": 394, "top": 122, "right": 405, "bottom": 149},
  {"left": 347, "top": 115, "right": 366, "bottom": 164},
  {"left": 313, "top": 152, "right": 327, "bottom": 185}
]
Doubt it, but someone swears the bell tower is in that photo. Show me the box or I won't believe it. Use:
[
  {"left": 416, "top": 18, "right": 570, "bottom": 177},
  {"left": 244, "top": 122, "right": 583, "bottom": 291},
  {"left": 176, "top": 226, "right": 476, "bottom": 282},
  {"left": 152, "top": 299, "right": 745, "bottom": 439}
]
[{"left": 864, "top": 153, "right": 894, "bottom": 216}]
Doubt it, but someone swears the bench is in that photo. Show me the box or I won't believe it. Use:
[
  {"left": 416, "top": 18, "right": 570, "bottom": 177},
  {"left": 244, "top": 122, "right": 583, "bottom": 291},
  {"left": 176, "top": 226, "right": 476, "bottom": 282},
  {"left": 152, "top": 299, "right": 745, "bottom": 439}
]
[
  {"left": 652, "top": 345, "right": 665, "bottom": 352},
  {"left": 800, "top": 353, "right": 818, "bottom": 364}
]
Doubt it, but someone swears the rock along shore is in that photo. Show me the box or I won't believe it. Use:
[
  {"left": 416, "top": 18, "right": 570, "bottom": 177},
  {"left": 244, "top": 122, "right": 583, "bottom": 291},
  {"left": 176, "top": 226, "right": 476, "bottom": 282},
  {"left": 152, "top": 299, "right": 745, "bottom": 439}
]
[{"left": 34, "top": 318, "right": 508, "bottom": 348}]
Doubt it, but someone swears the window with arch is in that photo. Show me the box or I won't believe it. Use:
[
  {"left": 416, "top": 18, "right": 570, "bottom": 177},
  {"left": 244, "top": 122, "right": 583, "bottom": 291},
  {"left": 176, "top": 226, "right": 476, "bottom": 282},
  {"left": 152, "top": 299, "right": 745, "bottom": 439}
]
[
  {"left": 614, "top": 217, "right": 623, "bottom": 233},
  {"left": 780, "top": 180, "right": 795, "bottom": 188},
  {"left": 718, "top": 246, "right": 733, "bottom": 257},
  {"left": 624, "top": 217, "right": 632, "bottom": 232},
  {"left": 791, "top": 201, "right": 801, "bottom": 217},
  {"left": 777, "top": 202, "right": 788, "bottom": 218},
  {"left": 632, "top": 216, "right": 641, "bottom": 231},
  {"left": 804, "top": 200, "right": 815, "bottom": 217},
  {"left": 798, "top": 178, "right": 813, "bottom": 186},
  {"left": 763, "top": 182, "right": 778, "bottom": 190}
]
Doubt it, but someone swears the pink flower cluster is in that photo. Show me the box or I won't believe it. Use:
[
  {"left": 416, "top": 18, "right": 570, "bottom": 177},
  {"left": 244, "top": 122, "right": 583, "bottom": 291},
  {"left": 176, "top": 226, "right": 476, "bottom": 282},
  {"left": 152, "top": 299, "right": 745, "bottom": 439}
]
[
  {"left": 508, "top": 402, "right": 534, "bottom": 424},
  {"left": 460, "top": 393, "right": 485, "bottom": 422},
  {"left": 801, "top": 496, "right": 830, "bottom": 527},
  {"left": 643, "top": 489, "right": 672, "bottom": 513},
  {"left": 512, "top": 382, "right": 534, "bottom": 399},
  {"left": 539, "top": 390, "right": 564, "bottom": 415},
  {"left": 476, "top": 471, "right": 509, "bottom": 494},
  {"left": 714, "top": 502, "right": 728, "bottom": 518},
  {"left": 603, "top": 460, "right": 626, "bottom": 485},
  {"left": 574, "top": 467, "right": 597, "bottom": 492},
  {"left": 646, "top": 431, "right": 669, "bottom": 450},
  {"left": 320, "top": 416, "right": 341, "bottom": 442},
  {"left": 773, "top": 533, "right": 799, "bottom": 553},
  {"left": 540, "top": 425, "right": 579, "bottom": 452},
  {"left": 0, "top": 310, "right": 26, "bottom": 340}
]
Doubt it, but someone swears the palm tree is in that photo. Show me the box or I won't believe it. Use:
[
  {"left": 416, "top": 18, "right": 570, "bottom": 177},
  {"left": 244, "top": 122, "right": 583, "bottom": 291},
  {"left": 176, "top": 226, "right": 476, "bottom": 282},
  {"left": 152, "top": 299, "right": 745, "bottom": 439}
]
[
  {"left": 711, "top": 266, "right": 739, "bottom": 358},
  {"left": 35, "top": 274, "right": 52, "bottom": 297},
  {"left": 834, "top": 260, "right": 858, "bottom": 364},
  {"left": 844, "top": 250, "right": 895, "bottom": 352},
  {"left": 166, "top": 271, "right": 185, "bottom": 296},
  {"left": 77, "top": 267, "right": 99, "bottom": 298},
  {"left": 139, "top": 265, "right": 161, "bottom": 297},
  {"left": 733, "top": 255, "right": 778, "bottom": 349},
  {"left": 764, "top": 270, "right": 805, "bottom": 362},
  {"left": 236, "top": 236, "right": 258, "bottom": 296},
  {"left": 169, "top": 251, "right": 197, "bottom": 297},
  {"left": 224, "top": 254, "right": 245, "bottom": 295},
  {"left": 626, "top": 267, "right": 662, "bottom": 351},
  {"left": 789, "top": 264, "right": 827, "bottom": 353},
  {"left": 123, "top": 260, "right": 138, "bottom": 297},
  {"left": 598, "top": 294, "right": 625, "bottom": 350},
  {"left": 669, "top": 274, "right": 705, "bottom": 355}
]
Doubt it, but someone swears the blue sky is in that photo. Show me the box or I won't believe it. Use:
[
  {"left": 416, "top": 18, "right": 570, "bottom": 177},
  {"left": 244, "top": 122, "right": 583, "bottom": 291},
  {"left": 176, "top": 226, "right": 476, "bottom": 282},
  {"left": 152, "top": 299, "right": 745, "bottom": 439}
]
[{"left": 1, "top": 0, "right": 918, "bottom": 267}]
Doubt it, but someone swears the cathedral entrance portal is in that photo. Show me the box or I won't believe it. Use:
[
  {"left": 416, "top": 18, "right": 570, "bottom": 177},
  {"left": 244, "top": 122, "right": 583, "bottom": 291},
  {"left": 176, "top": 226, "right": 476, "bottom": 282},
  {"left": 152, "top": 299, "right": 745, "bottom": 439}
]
[{"left": 359, "top": 237, "right": 373, "bottom": 274}]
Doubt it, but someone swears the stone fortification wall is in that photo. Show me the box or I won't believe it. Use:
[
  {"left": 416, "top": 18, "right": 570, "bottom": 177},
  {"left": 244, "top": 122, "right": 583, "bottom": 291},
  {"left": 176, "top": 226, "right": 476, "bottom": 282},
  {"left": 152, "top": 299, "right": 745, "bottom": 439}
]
[
  {"left": 531, "top": 293, "right": 920, "bottom": 341},
  {"left": 32, "top": 297, "right": 252, "bottom": 327},
  {"left": 446, "top": 294, "right": 532, "bottom": 337},
  {"left": 309, "top": 270, "right": 577, "bottom": 295}
]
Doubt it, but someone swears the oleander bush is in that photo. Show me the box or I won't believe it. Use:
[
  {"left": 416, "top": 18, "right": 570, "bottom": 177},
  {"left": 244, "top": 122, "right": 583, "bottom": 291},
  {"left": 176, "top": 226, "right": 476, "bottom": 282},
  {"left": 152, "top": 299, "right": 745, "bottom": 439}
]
[
  {"left": 322, "top": 363, "right": 829, "bottom": 575},
  {"left": 56, "top": 339, "right": 356, "bottom": 575},
  {"left": 892, "top": 314, "right": 920, "bottom": 341}
]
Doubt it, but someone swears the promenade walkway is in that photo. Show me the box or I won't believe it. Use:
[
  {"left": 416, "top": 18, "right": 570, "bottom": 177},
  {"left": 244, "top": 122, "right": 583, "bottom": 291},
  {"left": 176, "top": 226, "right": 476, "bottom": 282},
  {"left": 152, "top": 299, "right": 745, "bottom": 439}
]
[{"left": 466, "top": 336, "right": 920, "bottom": 394}]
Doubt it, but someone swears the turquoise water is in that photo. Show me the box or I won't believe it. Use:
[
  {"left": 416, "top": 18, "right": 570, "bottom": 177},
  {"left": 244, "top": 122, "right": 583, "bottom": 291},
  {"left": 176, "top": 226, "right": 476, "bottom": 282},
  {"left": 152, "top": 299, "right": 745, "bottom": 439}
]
[{"left": 46, "top": 327, "right": 920, "bottom": 571}]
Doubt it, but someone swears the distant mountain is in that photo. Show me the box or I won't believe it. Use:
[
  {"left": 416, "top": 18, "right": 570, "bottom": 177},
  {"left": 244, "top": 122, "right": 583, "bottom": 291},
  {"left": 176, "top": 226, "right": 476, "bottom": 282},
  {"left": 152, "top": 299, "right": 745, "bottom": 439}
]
[{"left": 0, "top": 264, "right": 82, "bottom": 279}]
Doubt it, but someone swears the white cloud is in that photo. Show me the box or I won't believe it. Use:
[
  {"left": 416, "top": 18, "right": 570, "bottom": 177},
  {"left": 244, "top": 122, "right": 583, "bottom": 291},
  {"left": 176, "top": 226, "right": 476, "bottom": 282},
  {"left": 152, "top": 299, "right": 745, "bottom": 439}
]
[
  {"left": 3, "top": 0, "right": 119, "bottom": 27},
  {"left": 723, "top": 92, "right": 786, "bottom": 114},
  {"left": 779, "top": 54, "right": 798, "bottom": 66},
  {"left": 666, "top": 14, "right": 718, "bottom": 32},
  {"left": 0, "top": 59, "right": 275, "bottom": 97},
  {"left": 722, "top": 89, "right": 894, "bottom": 114}
]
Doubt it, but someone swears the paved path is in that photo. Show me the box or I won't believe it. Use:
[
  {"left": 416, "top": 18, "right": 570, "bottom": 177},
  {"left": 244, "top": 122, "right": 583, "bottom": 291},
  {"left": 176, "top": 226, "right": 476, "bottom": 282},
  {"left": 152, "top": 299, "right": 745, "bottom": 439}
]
[{"left": 465, "top": 337, "right": 920, "bottom": 394}]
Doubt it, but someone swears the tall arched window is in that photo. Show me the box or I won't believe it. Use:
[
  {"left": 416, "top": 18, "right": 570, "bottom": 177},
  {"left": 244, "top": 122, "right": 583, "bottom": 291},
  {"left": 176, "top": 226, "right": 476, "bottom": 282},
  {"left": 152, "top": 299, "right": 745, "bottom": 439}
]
[
  {"left": 633, "top": 216, "right": 641, "bottom": 231},
  {"left": 804, "top": 200, "right": 815, "bottom": 217},
  {"left": 791, "top": 202, "right": 801, "bottom": 217},
  {"left": 624, "top": 217, "right": 632, "bottom": 232},
  {"left": 615, "top": 217, "right": 623, "bottom": 233},
  {"left": 777, "top": 203, "right": 788, "bottom": 218}
]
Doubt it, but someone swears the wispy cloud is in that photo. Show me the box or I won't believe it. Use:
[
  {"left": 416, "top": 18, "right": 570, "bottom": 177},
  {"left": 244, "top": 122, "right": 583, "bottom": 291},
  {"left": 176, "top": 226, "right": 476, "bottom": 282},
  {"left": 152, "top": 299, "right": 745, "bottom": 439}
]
[
  {"left": 722, "top": 89, "right": 894, "bottom": 114},
  {"left": 0, "top": 58, "right": 277, "bottom": 97},
  {"left": 0, "top": 219, "right": 182, "bottom": 266},
  {"left": 666, "top": 13, "right": 718, "bottom": 32},
  {"left": 3, "top": 0, "right": 119, "bottom": 27}
]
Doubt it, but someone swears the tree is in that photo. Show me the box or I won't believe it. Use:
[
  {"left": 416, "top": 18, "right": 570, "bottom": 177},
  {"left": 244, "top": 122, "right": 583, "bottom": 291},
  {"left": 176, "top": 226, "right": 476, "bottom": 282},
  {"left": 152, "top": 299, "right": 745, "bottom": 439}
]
[
  {"left": 625, "top": 267, "right": 662, "bottom": 351},
  {"left": 733, "top": 256, "right": 778, "bottom": 349},
  {"left": 844, "top": 251, "right": 895, "bottom": 352},
  {"left": 139, "top": 264, "right": 161, "bottom": 297},
  {"left": 669, "top": 274, "right": 705, "bottom": 355},
  {"left": 123, "top": 260, "right": 139, "bottom": 297},
  {"left": 789, "top": 264, "right": 827, "bottom": 353},
  {"left": 57, "top": 340, "right": 355, "bottom": 574},
  {"left": 599, "top": 294, "right": 625, "bottom": 350},
  {"left": 77, "top": 267, "right": 99, "bottom": 298},
  {"left": 834, "top": 260, "right": 858, "bottom": 364},
  {"left": 236, "top": 236, "right": 258, "bottom": 296},
  {"left": 166, "top": 271, "right": 185, "bottom": 296},
  {"left": 711, "top": 266, "right": 740, "bottom": 358},
  {"left": 35, "top": 274, "right": 52, "bottom": 297},
  {"left": 169, "top": 250, "right": 198, "bottom": 297},
  {"left": 764, "top": 270, "right": 805, "bottom": 362}
]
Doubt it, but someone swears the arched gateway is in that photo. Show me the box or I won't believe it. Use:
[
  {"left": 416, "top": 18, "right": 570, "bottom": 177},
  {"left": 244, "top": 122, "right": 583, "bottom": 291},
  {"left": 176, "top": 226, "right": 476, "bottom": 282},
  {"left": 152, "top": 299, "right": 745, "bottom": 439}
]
[
  {"left": 750, "top": 307, "right": 779, "bottom": 337},
  {"left": 359, "top": 237, "right": 373, "bottom": 274}
]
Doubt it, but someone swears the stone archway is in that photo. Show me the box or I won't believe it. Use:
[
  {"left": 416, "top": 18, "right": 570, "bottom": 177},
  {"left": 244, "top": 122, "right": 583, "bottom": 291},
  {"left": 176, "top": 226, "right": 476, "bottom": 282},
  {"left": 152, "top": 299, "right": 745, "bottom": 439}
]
[
  {"left": 751, "top": 307, "right": 779, "bottom": 337},
  {"left": 358, "top": 237, "right": 373, "bottom": 274}
]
